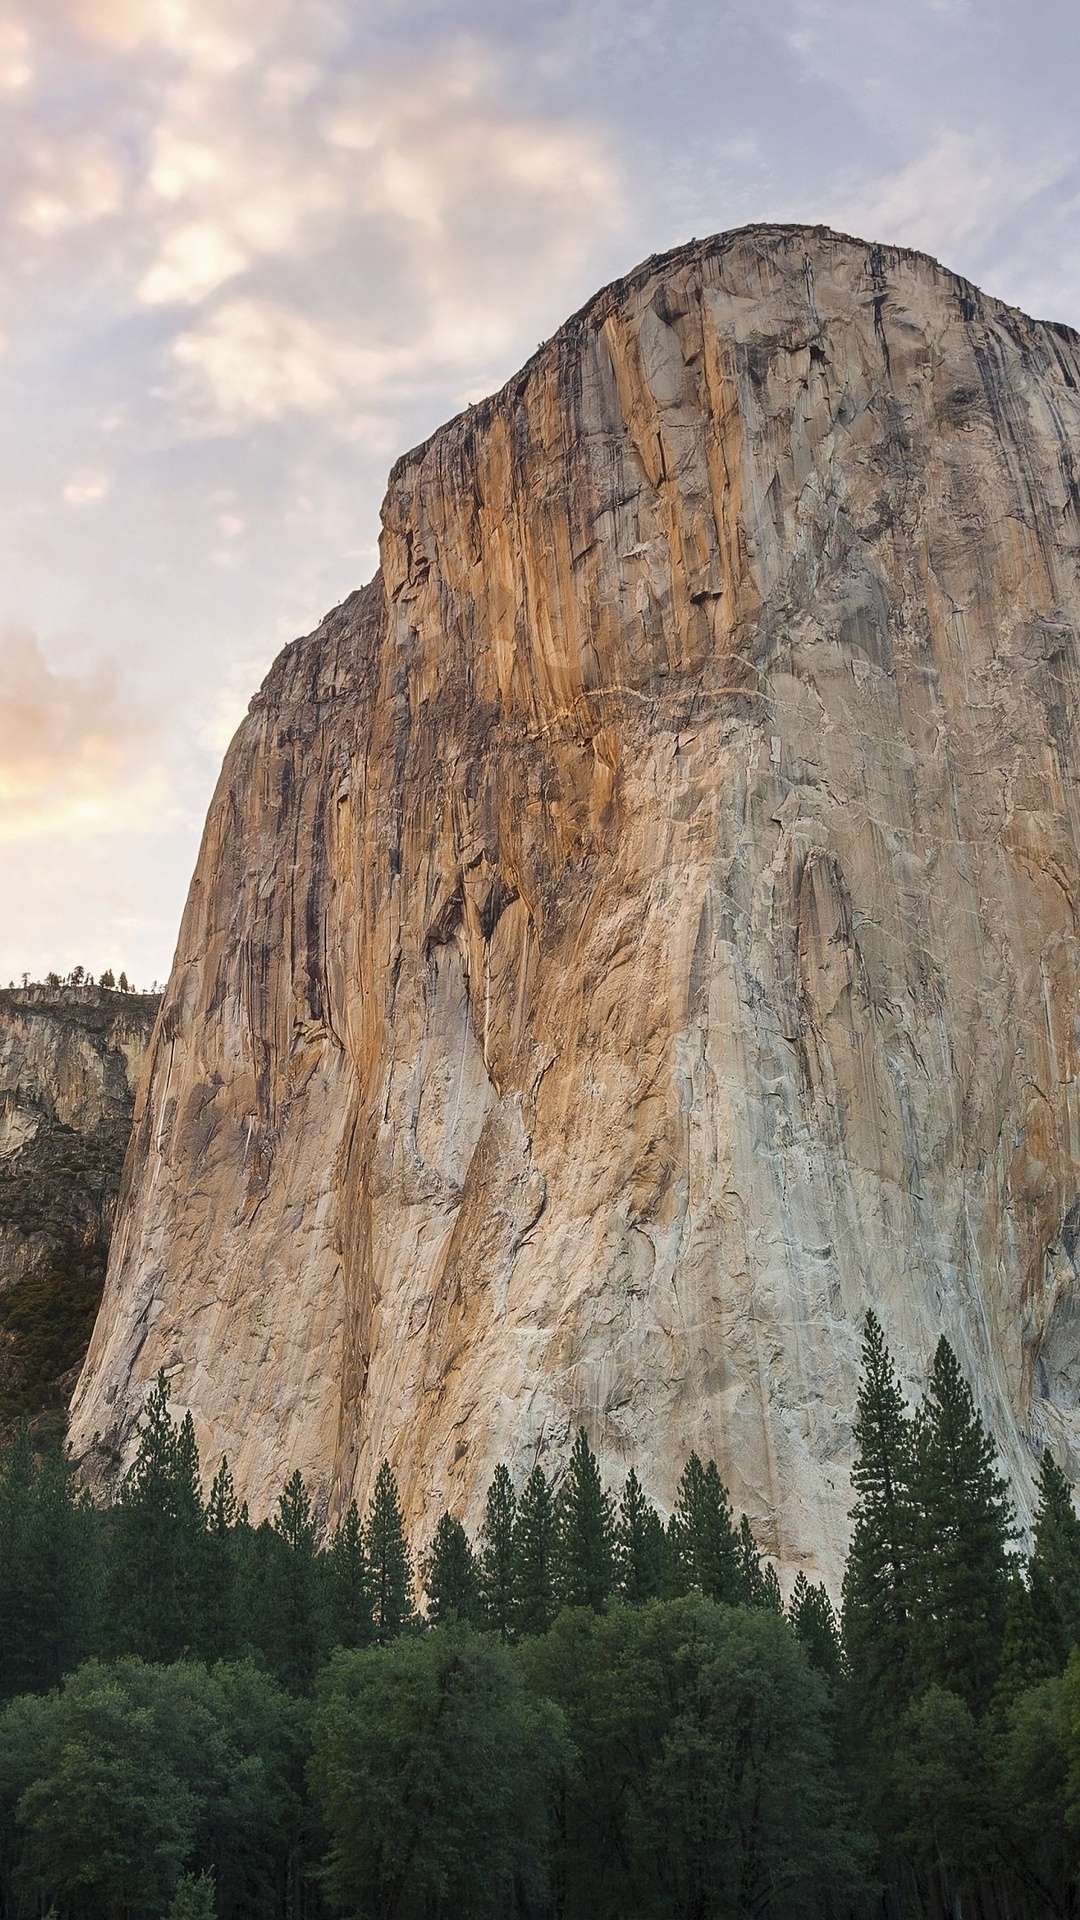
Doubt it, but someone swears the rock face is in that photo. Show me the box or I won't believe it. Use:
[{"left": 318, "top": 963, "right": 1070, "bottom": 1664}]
[
  {"left": 69, "top": 225, "right": 1080, "bottom": 1581},
  {"left": 0, "top": 984, "right": 159, "bottom": 1432}
]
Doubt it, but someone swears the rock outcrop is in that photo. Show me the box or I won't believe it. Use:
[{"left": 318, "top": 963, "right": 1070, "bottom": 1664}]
[
  {"left": 0, "top": 984, "right": 159, "bottom": 1433},
  {"left": 69, "top": 225, "right": 1080, "bottom": 1582}
]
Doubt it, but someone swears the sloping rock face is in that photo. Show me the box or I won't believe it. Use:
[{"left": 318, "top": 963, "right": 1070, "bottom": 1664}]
[
  {"left": 70, "top": 225, "right": 1080, "bottom": 1581},
  {"left": 0, "top": 985, "right": 159, "bottom": 1432}
]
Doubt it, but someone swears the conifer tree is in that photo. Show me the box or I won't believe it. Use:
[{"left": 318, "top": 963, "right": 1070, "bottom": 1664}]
[
  {"left": 553, "top": 1428, "right": 616, "bottom": 1612},
  {"left": 669, "top": 1453, "right": 740, "bottom": 1603},
  {"left": 908, "top": 1337, "right": 1015, "bottom": 1710},
  {"left": 0, "top": 1428, "right": 40, "bottom": 1696},
  {"left": 994, "top": 1566, "right": 1062, "bottom": 1707},
  {"left": 201, "top": 1456, "right": 241, "bottom": 1663},
  {"left": 761, "top": 1561, "right": 783, "bottom": 1613},
  {"left": 614, "top": 1468, "right": 669, "bottom": 1604},
  {"left": 328, "top": 1500, "right": 373, "bottom": 1648},
  {"left": 1030, "top": 1448, "right": 1080, "bottom": 1658},
  {"left": 206, "top": 1454, "right": 238, "bottom": 1533},
  {"left": 365, "top": 1460, "right": 414, "bottom": 1642},
  {"left": 511, "top": 1464, "right": 557, "bottom": 1636},
  {"left": 424, "top": 1512, "right": 482, "bottom": 1625},
  {"left": 267, "top": 1468, "right": 326, "bottom": 1690},
  {"left": 789, "top": 1571, "right": 843, "bottom": 1681},
  {"left": 108, "top": 1371, "right": 205, "bottom": 1662},
  {"left": 478, "top": 1463, "right": 517, "bottom": 1638},
  {"left": 0, "top": 1432, "right": 96, "bottom": 1695},
  {"left": 841, "top": 1312, "right": 917, "bottom": 1713},
  {"left": 29, "top": 1445, "right": 99, "bottom": 1686},
  {"left": 736, "top": 1513, "right": 768, "bottom": 1607}
]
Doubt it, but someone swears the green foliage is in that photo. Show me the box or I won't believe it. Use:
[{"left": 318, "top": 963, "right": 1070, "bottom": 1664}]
[
  {"left": 311, "top": 1626, "right": 568, "bottom": 1919},
  {"left": 521, "top": 1597, "right": 867, "bottom": 1919},
  {"left": 842, "top": 1310, "right": 917, "bottom": 1715},
  {"left": 0, "top": 1657, "right": 300, "bottom": 1920},
  {"left": 0, "top": 1428, "right": 97, "bottom": 1698},
  {"left": 995, "top": 1564, "right": 1064, "bottom": 1707},
  {"left": 512, "top": 1464, "right": 557, "bottom": 1636},
  {"left": 553, "top": 1428, "right": 616, "bottom": 1612},
  {"left": 668, "top": 1452, "right": 740, "bottom": 1604},
  {"left": 788, "top": 1571, "right": 843, "bottom": 1682},
  {"left": 477, "top": 1462, "right": 517, "bottom": 1637},
  {"left": 167, "top": 1870, "right": 215, "bottom": 1920},
  {"left": 614, "top": 1467, "right": 669, "bottom": 1604},
  {"left": 327, "top": 1499, "right": 372, "bottom": 1648},
  {"left": 366, "top": 1459, "right": 415, "bottom": 1642},
  {"left": 1031, "top": 1446, "right": 1080, "bottom": 1659},
  {"left": 262, "top": 1470, "right": 326, "bottom": 1691},
  {"left": 0, "top": 1245, "right": 107, "bottom": 1428},
  {"left": 885, "top": 1685, "right": 1000, "bottom": 1906},
  {"left": 0, "top": 1325, "right": 1073, "bottom": 1920},
  {"left": 423, "top": 1511, "right": 482, "bottom": 1626},
  {"left": 995, "top": 1671, "right": 1077, "bottom": 1912},
  {"left": 107, "top": 1372, "right": 209, "bottom": 1663},
  {"left": 908, "top": 1337, "right": 1016, "bottom": 1710}
]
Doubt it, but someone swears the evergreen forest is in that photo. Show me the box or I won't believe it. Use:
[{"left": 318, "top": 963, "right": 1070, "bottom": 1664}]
[{"left": 1, "top": 1320, "right": 1079, "bottom": 1919}]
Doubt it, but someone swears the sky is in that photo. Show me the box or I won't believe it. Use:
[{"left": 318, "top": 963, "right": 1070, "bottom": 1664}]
[{"left": 2, "top": 0, "right": 1079, "bottom": 986}]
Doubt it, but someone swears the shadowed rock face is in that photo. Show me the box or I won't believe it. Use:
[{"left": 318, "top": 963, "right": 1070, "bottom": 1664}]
[
  {"left": 69, "top": 224, "right": 1080, "bottom": 1581},
  {"left": 0, "top": 985, "right": 159, "bottom": 1433}
]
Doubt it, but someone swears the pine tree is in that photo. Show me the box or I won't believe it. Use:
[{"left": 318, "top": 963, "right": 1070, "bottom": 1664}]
[
  {"left": 553, "top": 1428, "right": 615, "bottom": 1612},
  {"left": 424, "top": 1512, "right": 482, "bottom": 1626},
  {"left": 1030, "top": 1448, "right": 1080, "bottom": 1658},
  {"left": 267, "top": 1469, "right": 326, "bottom": 1690},
  {"left": 841, "top": 1312, "right": 917, "bottom": 1713},
  {"left": 108, "top": 1371, "right": 206, "bottom": 1661},
  {"left": 736, "top": 1513, "right": 768, "bottom": 1607},
  {"left": 0, "top": 1428, "right": 41, "bottom": 1696},
  {"left": 614, "top": 1468, "right": 669, "bottom": 1604},
  {"left": 478, "top": 1464, "right": 517, "bottom": 1638},
  {"left": 760, "top": 1561, "right": 783, "bottom": 1613},
  {"left": 328, "top": 1501, "right": 373, "bottom": 1648},
  {"left": 511, "top": 1465, "right": 557, "bottom": 1636},
  {"left": 365, "top": 1460, "right": 414, "bottom": 1642},
  {"left": 789, "top": 1571, "right": 843, "bottom": 1681},
  {"left": 668, "top": 1453, "right": 740, "bottom": 1603},
  {"left": 27, "top": 1445, "right": 99, "bottom": 1686},
  {"left": 200, "top": 1456, "right": 241, "bottom": 1663},
  {"left": 206, "top": 1455, "right": 238, "bottom": 1533},
  {"left": 994, "top": 1566, "right": 1062, "bottom": 1707},
  {"left": 908, "top": 1337, "right": 1016, "bottom": 1710}
]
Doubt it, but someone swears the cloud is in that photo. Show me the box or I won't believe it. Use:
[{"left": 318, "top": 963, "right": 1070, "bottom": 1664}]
[
  {"left": 0, "top": 630, "right": 161, "bottom": 841},
  {"left": 14, "top": 141, "right": 125, "bottom": 239},
  {"left": 0, "top": 18, "right": 32, "bottom": 92},
  {"left": 55, "top": 0, "right": 271, "bottom": 68},
  {"left": 168, "top": 298, "right": 420, "bottom": 428},
  {"left": 63, "top": 469, "right": 112, "bottom": 505},
  {"left": 137, "top": 219, "right": 249, "bottom": 304},
  {"left": 147, "top": 43, "right": 620, "bottom": 430},
  {"left": 833, "top": 128, "right": 1071, "bottom": 262}
]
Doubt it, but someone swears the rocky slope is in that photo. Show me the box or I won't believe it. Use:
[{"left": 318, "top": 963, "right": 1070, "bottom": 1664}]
[
  {"left": 69, "top": 224, "right": 1080, "bottom": 1581},
  {"left": 0, "top": 984, "right": 159, "bottom": 1435}
]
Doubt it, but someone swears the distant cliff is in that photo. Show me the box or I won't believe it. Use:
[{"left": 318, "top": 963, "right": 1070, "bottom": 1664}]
[
  {"left": 0, "top": 984, "right": 159, "bottom": 1436},
  {"left": 70, "top": 224, "right": 1080, "bottom": 1582}
]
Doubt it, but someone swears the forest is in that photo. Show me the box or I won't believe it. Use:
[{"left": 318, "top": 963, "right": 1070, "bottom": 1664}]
[{"left": 0, "top": 1316, "right": 1078, "bottom": 1920}]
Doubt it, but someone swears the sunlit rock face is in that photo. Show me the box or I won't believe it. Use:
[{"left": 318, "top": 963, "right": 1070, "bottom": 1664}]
[{"left": 69, "top": 224, "right": 1080, "bottom": 1582}]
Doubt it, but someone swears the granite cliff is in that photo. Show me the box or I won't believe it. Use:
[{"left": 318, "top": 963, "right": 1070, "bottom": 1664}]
[
  {"left": 69, "top": 224, "right": 1080, "bottom": 1582},
  {"left": 0, "top": 983, "right": 159, "bottom": 1435}
]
